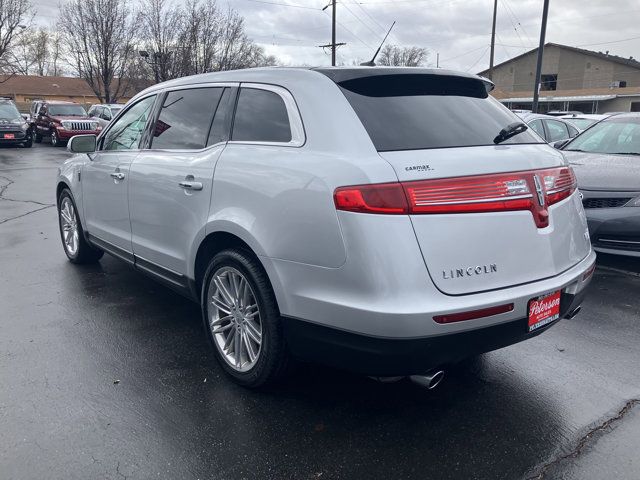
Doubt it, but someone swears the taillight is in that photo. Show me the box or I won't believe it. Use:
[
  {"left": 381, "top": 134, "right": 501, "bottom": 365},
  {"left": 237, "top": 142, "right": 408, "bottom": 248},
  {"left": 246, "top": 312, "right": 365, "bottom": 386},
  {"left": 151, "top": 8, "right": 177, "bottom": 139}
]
[
  {"left": 334, "top": 167, "right": 577, "bottom": 229},
  {"left": 334, "top": 182, "right": 408, "bottom": 214}
]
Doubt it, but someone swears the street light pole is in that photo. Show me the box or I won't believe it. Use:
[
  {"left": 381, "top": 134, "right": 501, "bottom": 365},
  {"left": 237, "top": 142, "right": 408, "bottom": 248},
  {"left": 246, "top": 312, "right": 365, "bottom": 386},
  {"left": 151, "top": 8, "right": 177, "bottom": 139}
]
[{"left": 532, "top": 0, "right": 550, "bottom": 113}]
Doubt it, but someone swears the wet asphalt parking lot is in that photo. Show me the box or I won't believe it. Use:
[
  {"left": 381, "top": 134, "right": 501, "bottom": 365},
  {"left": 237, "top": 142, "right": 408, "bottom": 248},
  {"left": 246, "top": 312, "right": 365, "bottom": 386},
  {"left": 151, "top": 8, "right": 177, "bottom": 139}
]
[{"left": 1, "top": 143, "right": 639, "bottom": 480}]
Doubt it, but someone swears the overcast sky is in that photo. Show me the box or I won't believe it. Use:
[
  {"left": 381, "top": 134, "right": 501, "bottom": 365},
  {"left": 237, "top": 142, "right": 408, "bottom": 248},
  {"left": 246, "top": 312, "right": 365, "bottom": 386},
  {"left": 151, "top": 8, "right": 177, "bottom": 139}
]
[{"left": 32, "top": 0, "right": 640, "bottom": 72}]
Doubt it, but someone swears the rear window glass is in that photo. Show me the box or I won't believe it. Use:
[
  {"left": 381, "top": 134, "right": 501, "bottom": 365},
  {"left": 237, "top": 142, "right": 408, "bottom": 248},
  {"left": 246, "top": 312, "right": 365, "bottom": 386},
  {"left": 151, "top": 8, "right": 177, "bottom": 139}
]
[{"left": 336, "top": 74, "right": 542, "bottom": 151}]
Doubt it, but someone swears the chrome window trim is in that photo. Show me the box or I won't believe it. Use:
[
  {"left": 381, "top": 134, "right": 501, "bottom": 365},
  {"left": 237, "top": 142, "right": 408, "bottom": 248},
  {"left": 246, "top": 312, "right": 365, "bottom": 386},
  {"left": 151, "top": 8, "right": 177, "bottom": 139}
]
[{"left": 228, "top": 82, "right": 306, "bottom": 148}]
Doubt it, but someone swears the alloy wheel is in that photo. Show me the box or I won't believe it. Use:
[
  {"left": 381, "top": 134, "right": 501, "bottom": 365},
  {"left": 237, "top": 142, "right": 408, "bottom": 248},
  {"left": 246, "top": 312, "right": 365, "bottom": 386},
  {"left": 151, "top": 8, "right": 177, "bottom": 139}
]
[
  {"left": 51, "top": 130, "right": 58, "bottom": 146},
  {"left": 207, "top": 267, "right": 263, "bottom": 372},
  {"left": 59, "top": 197, "right": 79, "bottom": 256}
]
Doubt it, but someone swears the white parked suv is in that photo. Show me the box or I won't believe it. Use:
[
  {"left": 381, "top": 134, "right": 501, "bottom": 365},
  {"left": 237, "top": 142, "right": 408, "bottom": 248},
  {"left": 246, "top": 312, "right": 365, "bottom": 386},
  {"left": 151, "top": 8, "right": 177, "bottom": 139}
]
[{"left": 56, "top": 68, "right": 596, "bottom": 387}]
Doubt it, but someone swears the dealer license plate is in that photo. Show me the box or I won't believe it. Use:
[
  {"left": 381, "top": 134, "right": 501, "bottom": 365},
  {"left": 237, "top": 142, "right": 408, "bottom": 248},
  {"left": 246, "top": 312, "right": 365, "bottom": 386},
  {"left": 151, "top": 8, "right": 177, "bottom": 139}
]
[
  {"left": 528, "top": 290, "right": 561, "bottom": 332},
  {"left": 3, "top": 133, "right": 15, "bottom": 139}
]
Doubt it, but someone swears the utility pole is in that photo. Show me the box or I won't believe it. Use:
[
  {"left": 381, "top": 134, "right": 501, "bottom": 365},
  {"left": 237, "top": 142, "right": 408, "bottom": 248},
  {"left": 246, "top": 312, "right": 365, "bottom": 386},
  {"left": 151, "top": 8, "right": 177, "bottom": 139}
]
[
  {"left": 436, "top": 52, "right": 440, "bottom": 68},
  {"left": 532, "top": 0, "right": 550, "bottom": 113},
  {"left": 489, "top": 0, "right": 498, "bottom": 80},
  {"left": 319, "top": 0, "right": 346, "bottom": 66}
]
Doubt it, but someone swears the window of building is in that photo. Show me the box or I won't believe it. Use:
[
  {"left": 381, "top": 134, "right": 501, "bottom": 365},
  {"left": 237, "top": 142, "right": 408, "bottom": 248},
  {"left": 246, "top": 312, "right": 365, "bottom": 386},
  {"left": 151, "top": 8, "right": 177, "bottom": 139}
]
[
  {"left": 231, "top": 88, "right": 292, "bottom": 143},
  {"left": 631, "top": 102, "right": 640, "bottom": 112},
  {"left": 540, "top": 74, "right": 558, "bottom": 91},
  {"left": 151, "top": 87, "right": 224, "bottom": 150}
]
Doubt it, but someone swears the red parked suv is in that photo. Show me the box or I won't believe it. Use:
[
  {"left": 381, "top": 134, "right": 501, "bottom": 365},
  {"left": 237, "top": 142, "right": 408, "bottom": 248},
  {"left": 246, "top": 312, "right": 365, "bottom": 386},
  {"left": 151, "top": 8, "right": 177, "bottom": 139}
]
[{"left": 34, "top": 100, "right": 101, "bottom": 147}]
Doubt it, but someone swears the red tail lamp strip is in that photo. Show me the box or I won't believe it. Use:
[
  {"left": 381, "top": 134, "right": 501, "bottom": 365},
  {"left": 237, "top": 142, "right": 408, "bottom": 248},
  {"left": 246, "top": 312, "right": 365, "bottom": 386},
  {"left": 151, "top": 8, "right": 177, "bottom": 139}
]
[
  {"left": 334, "top": 167, "right": 577, "bottom": 229},
  {"left": 433, "top": 303, "right": 514, "bottom": 324}
]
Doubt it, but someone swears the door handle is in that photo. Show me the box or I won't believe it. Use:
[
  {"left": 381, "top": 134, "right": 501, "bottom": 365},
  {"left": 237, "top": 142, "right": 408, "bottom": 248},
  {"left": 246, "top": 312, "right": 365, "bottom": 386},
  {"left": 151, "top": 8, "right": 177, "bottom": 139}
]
[
  {"left": 179, "top": 181, "right": 203, "bottom": 191},
  {"left": 110, "top": 172, "right": 125, "bottom": 180}
]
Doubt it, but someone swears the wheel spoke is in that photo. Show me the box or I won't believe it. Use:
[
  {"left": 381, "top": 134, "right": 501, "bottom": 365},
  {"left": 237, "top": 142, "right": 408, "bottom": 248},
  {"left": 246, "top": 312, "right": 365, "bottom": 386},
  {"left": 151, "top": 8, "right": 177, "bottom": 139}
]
[
  {"left": 245, "top": 318, "right": 262, "bottom": 344},
  {"left": 234, "top": 328, "right": 242, "bottom": 367},
  {"left": 211, "top": 294, "right": 232, "bottom": 314},
  {"left": 214, "top": 275, "right": 234, "bottom": 306},
  {"left": 211, "top": 322, "right": 234, "bottom": 334},
  {"left": 223, "top": 328, "right": 236, "bottom": 351},
  {"left": 242, "top": 330, "right": 257, "bottom": 363}
]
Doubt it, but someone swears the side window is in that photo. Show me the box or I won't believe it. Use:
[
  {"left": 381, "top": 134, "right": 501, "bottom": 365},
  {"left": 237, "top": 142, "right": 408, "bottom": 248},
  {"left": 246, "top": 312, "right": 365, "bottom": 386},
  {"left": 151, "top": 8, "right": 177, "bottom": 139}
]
[
  {"left": 207, "top": 88, "right": 235, "bottom": 146},
  {"left": 102, "top": 95, "right": 156, "bottom": 151},
  {"left": 88, "top": 106, "right": 96, "bottom": 117},
  {"left": 102, "top": 108, "right": 112, "bottom": 120},
  {"left": 567, "top": 123, "right": 579, "bottom": 137},
  {"left": 231, "top": 88, "right": 292, "bottom": 143},
  {"left": 545, "top": 120, "right": 569, "bottom": 142},
  {"left": 529, "top": 119, "right": 546, "bottom": 140},
  {"left": 151, "top": 87, "right": 223, "bottom": 150}
]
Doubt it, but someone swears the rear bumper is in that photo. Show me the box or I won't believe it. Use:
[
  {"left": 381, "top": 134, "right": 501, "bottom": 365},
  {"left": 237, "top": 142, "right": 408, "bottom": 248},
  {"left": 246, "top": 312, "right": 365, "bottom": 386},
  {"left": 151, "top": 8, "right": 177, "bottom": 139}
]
[
  {"left": 0, "top": 132, "right": 28, "bottom": 144},
  {"left": 283, "top": 287, "right": 588, "bottom": 376},
  {"left": 57, "top": 129, "right": 100, "bottom": 140}
]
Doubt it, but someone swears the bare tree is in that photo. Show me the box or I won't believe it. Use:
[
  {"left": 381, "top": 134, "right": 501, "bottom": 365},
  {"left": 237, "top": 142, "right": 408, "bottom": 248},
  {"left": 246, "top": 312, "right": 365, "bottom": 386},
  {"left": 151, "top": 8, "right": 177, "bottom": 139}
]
[
  {"left": 0, "top": 0, "right": 33, "bottom": 77},
  {"left": 48, "top": 28, "right": 63, "bottom": 76},
  {"left": 58, "top": 0, "right": 138, "bottom": 102},
  {"left": 378, "top": 45, "right": 428, "bottom": 67},
  {"left": 138, "top": 0, "right": 277, "bottom": 83}
]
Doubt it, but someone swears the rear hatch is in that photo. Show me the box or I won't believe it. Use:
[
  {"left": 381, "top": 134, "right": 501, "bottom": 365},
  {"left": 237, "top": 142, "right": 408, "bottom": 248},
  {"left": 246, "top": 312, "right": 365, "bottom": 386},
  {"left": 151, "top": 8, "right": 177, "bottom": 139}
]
[{"left": 328, "top": 69, "right": 591, "bottom": 295}]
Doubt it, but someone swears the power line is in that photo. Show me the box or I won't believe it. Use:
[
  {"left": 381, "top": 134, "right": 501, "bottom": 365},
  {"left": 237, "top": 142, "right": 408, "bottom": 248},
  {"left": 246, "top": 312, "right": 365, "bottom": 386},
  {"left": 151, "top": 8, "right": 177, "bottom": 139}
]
[
  {"left": 340, "top": 1, "right": 384, "bottom": 41},
  {"left": 239, "top": 0, "right": 321, "bottom": 9},
  {"left": 576, "top": 35, "right": 640, "bottom": 48},
  {"left": 465, "top": 46, "right": 490, "bottom": 72}
]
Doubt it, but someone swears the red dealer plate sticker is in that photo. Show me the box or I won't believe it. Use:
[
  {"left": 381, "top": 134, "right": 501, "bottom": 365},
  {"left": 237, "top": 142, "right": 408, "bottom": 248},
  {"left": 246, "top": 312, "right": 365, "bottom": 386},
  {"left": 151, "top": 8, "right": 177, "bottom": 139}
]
[
  {"left": 528, "top": 290, "right": 561, "bottom": 332},
  {"left": 3, "top": 133, "right": 15, "bottom": 139}
]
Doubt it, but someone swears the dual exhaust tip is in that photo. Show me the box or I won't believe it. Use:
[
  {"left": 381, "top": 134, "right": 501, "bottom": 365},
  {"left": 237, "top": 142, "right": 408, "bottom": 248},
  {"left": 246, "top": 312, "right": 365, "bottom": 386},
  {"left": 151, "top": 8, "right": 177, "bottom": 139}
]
[{"left": 370, "top": 369, "right": 445, "bottom": 390}]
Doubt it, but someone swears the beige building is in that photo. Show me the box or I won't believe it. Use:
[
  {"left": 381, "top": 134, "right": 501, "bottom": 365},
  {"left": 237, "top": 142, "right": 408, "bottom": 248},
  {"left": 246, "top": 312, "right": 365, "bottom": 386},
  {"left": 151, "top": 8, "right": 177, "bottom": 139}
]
[
  {"left": 479, "top": 43, "right": 640, "bottom": 113},
  {"left": 0, "top": 75, "right": 146, "bottom": 112}
]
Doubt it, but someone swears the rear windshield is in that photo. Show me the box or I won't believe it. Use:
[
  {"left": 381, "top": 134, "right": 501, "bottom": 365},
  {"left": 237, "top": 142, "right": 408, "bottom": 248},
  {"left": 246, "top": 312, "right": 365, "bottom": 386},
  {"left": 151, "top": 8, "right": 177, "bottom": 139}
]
[{"left": 336, "top": 74, "right": 542, "bottom": 151}]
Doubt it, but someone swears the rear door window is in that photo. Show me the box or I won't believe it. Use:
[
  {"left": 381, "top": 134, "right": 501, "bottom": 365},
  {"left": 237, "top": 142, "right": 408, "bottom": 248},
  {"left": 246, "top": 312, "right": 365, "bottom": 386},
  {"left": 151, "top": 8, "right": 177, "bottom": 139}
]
[
  {"left": 528, "top": 119, "right": 546, "bottom": 140},
  {"left": 545, "top": 120, "right": 570, "bottom": 142},
  {"left": 151, "top": 87, "right": 224, "bottom": 150},
  {"left": 231, "top": 88, "right": 292, "bottom": 143},
  {"left": 332, "top": 74, "right": 542, "bottom": 151}
]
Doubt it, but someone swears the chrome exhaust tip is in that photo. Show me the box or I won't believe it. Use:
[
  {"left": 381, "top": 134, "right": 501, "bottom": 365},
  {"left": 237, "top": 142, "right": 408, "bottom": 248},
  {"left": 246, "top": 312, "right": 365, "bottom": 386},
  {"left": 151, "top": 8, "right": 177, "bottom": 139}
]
[
  {"left": 566, "top": 305, "right": 582, "bottom": 319},
  {"left": 409, "top": 370, "right": 445, "bottom": 390}
]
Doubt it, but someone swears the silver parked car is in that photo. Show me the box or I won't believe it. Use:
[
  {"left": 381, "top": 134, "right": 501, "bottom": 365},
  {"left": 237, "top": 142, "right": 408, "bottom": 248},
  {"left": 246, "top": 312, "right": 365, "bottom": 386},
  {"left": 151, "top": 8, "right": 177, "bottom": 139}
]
[
  {"left": 518, "top": 112, "right": 580, "bottom": 143},
  {"left": 87, "top": 103, "right": 124, "bottom": 128},
  {"left": 56, "top": 68, "right": 596, "bottom": 387}
]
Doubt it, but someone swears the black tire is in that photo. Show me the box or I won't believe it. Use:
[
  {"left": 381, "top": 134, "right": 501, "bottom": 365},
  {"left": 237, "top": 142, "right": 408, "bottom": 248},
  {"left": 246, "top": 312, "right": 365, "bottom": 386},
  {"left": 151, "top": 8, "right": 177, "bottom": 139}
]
[
  {"left": 201, "top": 248, "right": 290, "bottom": 388},
  {"left": 57, "top": 188, "right": 104, "bottom": 264},
  {"left": 34, "top": 131, "right": 42, "bottom": 143},
  {"left": 22, "top": 133, "right": 33, "bottom": 148},
  {"left": 50, "top": 129, "right": 60, "bottom": 147}
]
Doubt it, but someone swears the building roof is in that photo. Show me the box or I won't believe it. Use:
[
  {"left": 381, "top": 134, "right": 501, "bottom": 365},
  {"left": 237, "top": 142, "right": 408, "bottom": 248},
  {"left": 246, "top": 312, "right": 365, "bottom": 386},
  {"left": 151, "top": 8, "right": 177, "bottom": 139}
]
[
  {"left": 479, "top": 43, "right": 640, "bottom": 76},
  {"left": 0, "top": 74, "right": 146, "bottom": 99},
  {"left": 492, "top": 85, "right": 640, "bottom": 103},
  {"left": 0, "top": 75, "right": 95, "bottom": 97}
]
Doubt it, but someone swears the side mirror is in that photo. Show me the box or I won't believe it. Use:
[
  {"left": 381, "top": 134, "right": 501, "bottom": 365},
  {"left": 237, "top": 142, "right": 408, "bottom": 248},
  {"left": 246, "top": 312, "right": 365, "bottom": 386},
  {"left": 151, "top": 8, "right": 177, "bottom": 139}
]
[
  {"left": 21, "top": 114, "right": 29, "bottom": 121},
  {"left": 67, "top": 134, "right": 97, "bottom": 154},
  {"left": 553, "top": 139, "right": 570, "bottom": 150}
]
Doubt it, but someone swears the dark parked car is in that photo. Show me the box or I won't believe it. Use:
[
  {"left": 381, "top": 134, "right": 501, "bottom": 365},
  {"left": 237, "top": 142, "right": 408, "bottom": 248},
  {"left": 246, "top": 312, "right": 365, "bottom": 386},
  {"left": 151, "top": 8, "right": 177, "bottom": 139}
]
[
  {"left": 560, "top": 113, "right": 640, "bottom": 257},
  {"left": 0, "top": 98, "right": 32, "bottom": 147},
  {"left": 34, "top": 100, "right": 101, "bottom": 147}
]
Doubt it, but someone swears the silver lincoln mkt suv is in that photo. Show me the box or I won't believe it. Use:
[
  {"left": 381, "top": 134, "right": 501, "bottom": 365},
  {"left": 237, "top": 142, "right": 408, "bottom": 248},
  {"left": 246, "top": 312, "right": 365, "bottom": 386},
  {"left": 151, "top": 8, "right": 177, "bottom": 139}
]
[{"left": 56, "top": 68, "right": 596, "bottom": 388}]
